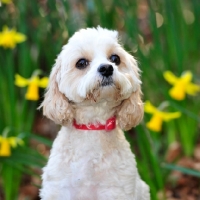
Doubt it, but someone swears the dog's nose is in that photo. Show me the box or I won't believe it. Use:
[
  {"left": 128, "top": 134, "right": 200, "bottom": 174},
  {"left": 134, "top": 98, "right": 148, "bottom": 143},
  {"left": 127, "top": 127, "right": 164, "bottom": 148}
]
[{"left": 98, "top": 64, "right": 113, "bottom": 77}]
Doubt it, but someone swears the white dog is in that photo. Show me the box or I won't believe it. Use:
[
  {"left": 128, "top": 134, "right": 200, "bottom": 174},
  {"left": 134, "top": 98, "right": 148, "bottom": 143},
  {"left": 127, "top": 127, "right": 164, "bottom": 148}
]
[{"left": 40, "top": 27, "right": 150, "bottom": 200}]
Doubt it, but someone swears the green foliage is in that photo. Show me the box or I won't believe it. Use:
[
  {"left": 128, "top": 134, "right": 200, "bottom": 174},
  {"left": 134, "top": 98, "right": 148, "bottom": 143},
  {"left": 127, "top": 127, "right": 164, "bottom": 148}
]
[{"left": 0, "top": 0, "right": 200, "bottom": 199}]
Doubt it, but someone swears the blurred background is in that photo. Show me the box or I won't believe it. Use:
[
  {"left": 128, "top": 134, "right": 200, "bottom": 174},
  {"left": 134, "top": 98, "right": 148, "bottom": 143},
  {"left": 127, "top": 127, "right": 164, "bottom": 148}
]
[{"left": 0, "top": 0, "right": 200, "bottom": 199}]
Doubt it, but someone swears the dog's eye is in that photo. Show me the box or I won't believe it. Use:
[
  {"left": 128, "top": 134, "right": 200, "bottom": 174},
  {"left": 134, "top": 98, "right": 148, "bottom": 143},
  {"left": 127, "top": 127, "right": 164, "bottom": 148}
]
[
  {"left": 110, "top": 54, "right": 120, "bottom": 65},
  {"left": 76, "top": 58, "right": 89, "bottom": 69}
]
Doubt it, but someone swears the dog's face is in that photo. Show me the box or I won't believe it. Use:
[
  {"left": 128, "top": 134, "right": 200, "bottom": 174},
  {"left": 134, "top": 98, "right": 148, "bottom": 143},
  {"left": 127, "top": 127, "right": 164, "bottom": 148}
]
[
  {"left": 58, "top": 28, "right": 141, "bottom": 104},
  {"left": 41, "top": 27, "right": 143, "bottom": 130}
]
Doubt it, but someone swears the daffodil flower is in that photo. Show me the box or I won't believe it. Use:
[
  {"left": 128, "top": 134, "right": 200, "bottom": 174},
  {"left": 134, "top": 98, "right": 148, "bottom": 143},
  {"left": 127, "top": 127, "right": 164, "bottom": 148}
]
[
  {"left": 144, "top": 101, "right": 181, "bottom": 132},
  {"left": 164, "top": 71, "right": 200, "bottom": 101},
  {"left": 15, "top": 74, "right": 49, "bottom": 101},
  {"left": 0, "top": 26, "right": 26, "bottom": 49},
  {"left": 0, "top": 136, "right": 24, "bottom": 157}
]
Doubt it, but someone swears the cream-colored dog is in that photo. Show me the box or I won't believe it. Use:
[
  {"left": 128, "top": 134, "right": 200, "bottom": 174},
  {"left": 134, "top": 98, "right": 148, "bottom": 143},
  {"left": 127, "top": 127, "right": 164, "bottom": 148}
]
[{"left": 40, "top": 27, "right": 150, "bottom": 200}]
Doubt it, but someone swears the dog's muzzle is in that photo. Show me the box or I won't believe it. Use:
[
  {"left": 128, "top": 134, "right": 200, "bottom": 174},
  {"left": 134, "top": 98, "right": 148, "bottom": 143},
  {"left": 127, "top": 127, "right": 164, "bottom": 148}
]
[{"left": 98, "top": 64, "right": 114, "bottom": 86}]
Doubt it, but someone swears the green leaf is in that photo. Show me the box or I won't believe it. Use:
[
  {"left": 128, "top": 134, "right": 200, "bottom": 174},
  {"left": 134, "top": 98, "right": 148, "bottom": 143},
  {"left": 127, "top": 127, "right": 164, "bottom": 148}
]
[{"left": 162, "top": 163, "right": 200, "bottom": 177}]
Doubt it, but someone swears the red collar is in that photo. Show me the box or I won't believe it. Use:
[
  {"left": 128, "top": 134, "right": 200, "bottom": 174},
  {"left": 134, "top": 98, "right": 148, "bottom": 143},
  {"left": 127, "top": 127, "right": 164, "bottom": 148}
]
[{"left": 73, "top": 117, "right": 116, "bottom": 131}]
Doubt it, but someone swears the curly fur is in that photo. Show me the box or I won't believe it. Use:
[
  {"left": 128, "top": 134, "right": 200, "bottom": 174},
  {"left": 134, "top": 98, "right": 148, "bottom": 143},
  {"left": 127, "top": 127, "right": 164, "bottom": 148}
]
[{"left": 39, "top": 27, "right": 150, "bottom": 200}]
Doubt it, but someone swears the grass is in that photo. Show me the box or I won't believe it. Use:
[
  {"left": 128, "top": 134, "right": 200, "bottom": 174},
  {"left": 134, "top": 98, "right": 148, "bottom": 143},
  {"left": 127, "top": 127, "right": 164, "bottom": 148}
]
[{"left": 0, "top": 0, "right": 200, "bottom": 199}]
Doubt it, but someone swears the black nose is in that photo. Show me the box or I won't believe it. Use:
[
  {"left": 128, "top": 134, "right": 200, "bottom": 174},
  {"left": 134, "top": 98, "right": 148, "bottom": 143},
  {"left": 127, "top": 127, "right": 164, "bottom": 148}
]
[{"left": 98, "top": 64, "right": 113, "bottom": 77}]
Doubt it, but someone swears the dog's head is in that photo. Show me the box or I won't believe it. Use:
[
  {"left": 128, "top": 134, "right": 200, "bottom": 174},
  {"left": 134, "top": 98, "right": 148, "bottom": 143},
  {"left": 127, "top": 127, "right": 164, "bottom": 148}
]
[{"left": 40, "top": 27, "right": 143, "bottom": 130}]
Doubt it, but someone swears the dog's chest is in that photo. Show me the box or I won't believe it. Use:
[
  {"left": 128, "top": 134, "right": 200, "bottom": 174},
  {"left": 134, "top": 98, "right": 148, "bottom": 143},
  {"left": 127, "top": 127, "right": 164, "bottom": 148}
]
[
  {"left": 69, "top": 152, "right": 108, "bottom": 186},
  {"left": 46, "top": 127, "right": 137, "bottom": 188},
  {"left": 42, "top": 129, "right": 139, "bottom": 199}
]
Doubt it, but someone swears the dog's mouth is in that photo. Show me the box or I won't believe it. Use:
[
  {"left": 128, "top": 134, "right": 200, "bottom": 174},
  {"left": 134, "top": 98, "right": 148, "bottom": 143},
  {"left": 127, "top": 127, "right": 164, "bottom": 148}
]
[
  {"left": 85, "top": 76, "right": 121, "bottom": 103},
  {"left": 100, "top": 77, "right": 113, "bottom": 87}
]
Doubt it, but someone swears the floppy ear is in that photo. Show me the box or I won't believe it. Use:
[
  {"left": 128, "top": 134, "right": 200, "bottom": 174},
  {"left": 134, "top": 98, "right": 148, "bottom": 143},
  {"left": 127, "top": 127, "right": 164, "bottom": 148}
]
[
  {"left": 39, "top": 57, "right": 74, "bottom": 125},
  {"left": 117, "top": 88, "right": 144, "bottom": 131},
  {"left": 117, "top": 56, "right": 144, "bottom": 131}
]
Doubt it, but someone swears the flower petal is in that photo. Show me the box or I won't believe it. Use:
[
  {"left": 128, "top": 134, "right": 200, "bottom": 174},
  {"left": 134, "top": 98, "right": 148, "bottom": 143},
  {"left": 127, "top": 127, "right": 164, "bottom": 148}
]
[
  {"left": 169, "top": 83, "right": 186, "bottom": 100},
  {"left": 161, "top": 111, "right": 181, "bottom": 121},
  {"left": 144, "top": 101, "right": 157, "bottom": 114},
  {"left": 14, "top": 33, "right": 27, "bottom": 43},
  {"left": 8, "top": 137, "right": 17, "bottom": 148},
  {"left": 163, "top": 71, "right": 179, "bottom": 85},
  {"left": 0, "top": 139, "right": 11, "bottom": 157},
  {"left": 186, "top": 83, "right": 200, "bottom": 95},
  {"left": 146, "top": 114, "right": 163, "bottom": 132},
  {"left": 181, "top": 71, "right": 193, "bottom": 83},
  {"left": 17, "top": 138, "right": 24, "bottom": 146},
  {"left": 2, "top": 0, "right": 12, "bottom": 4},
  {"left": 15, "top": 74, "right": 29, "bottom": 87},
  {"left": 30, "top": 76, "right": 40, "bottom": 84},
  {"left": 9, "top": 137, "right": 24, "bottom": 147},
  {"left": 38, "top": 77, "right": 49, "bottom": 88},
  {"left": 25, "top": 83, "right": 39, "bottom": 100}
]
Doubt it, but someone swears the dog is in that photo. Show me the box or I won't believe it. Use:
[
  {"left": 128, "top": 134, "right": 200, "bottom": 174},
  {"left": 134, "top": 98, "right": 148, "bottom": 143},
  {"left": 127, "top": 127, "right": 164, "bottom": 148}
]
[{"left": 39, "top": 27, "right": 150, "bottom": 200}]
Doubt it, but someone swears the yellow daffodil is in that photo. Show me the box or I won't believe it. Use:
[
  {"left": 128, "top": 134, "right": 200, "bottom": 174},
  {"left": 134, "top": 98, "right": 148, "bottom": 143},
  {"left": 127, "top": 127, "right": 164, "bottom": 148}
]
[
  {"left": 144, "top": 101, "right": 181, "bottom": 132},
  {"left": 164, "top": 71, "right": 200, "bottom": 101},
  {"left": 0, "top": 136, "right": 24, "bottom": 157},
  {"left": 0, "top": 26, "right": 26, "bottom": 49},
  {"left": 1, "top": 0, "right": 12, "bottom": 4},
  {"left": 15, "top": 74, "right": 49, "bottom": 101}
]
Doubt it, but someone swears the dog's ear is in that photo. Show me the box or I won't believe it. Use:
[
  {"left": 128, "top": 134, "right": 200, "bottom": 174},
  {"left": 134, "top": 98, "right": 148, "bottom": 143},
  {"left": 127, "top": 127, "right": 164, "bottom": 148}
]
[
  {"left": 117, "top": 89, "right": 143, "bottom": 131},
  {"left": 40, "top": 57, "right": 74, "bottom": 125},
  {"left": 116, "top": 56, "right": 144, "bottom": 131}
]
